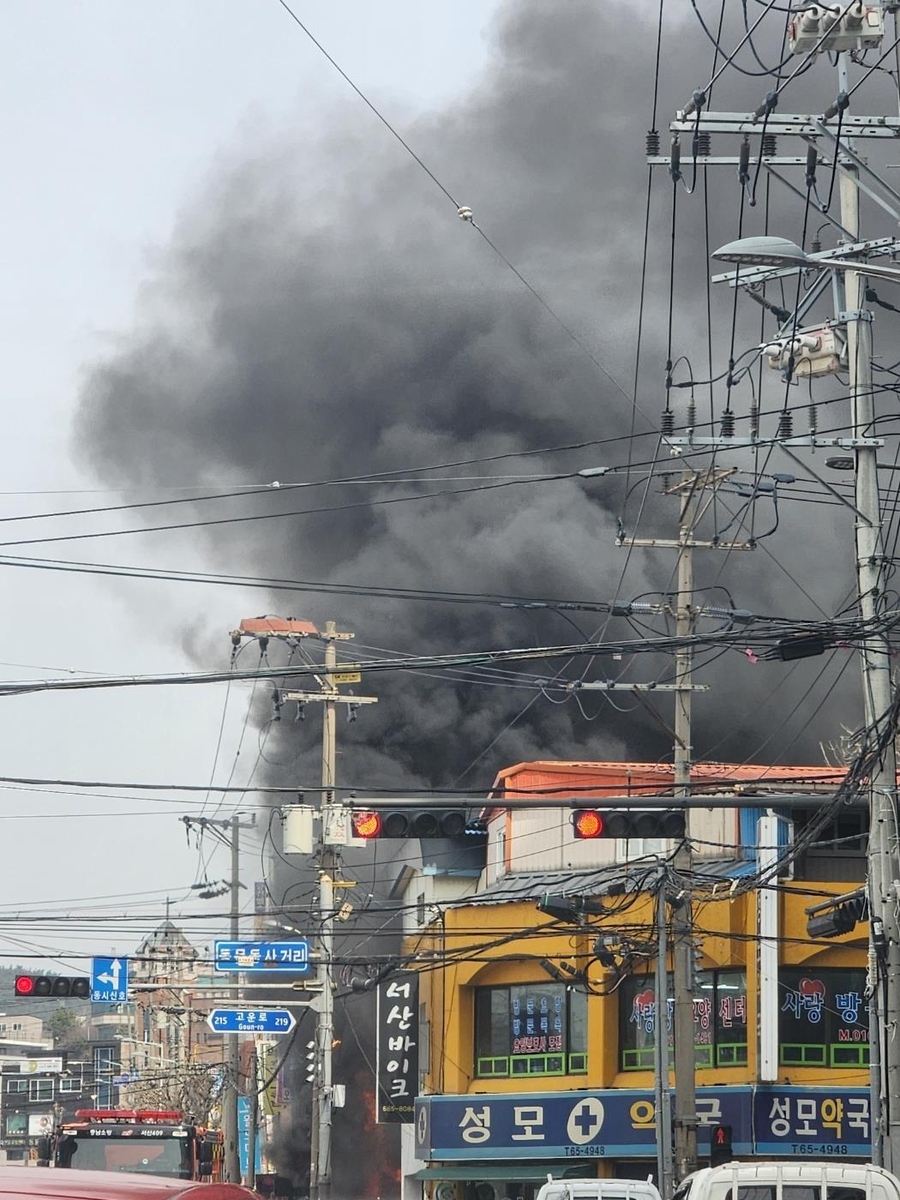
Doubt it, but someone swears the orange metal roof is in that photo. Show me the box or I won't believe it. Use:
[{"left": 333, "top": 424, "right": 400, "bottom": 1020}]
[{"left": 490, "top": 759, "right": 846, "bottom": 798}]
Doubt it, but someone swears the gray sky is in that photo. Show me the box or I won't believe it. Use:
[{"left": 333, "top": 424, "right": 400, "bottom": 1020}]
[{"left": 0, "top": 1, "right": 502, "bottom": 972}]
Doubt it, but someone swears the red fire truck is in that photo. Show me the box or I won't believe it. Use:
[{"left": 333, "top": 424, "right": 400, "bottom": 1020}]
[{"left": 39, "top": 1110, "right": 224, "bottom": 1181}]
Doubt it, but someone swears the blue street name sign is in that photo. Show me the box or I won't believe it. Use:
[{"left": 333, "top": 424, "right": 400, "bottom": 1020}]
[
  {"left": 214, "top": 939, "right": 310, "bottom": 974},
  {"left": 207, "top": 1009, "right": 297, "bottom": 1035},
  {"left": 91, "top": 957, "right": 129, "bottom": 1003}
]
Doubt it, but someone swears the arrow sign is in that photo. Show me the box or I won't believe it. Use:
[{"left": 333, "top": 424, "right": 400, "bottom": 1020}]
[
  {"left": 97, "top": 959, "right": 122, "bottom": 988},
  {"left": 207, "top": 1008, "right": 297, "bottom": 1035},
  {"left": 91, "top": 956, "right": 129, "bottom": 1003}
]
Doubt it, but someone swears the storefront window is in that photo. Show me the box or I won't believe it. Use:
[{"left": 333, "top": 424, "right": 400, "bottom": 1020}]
[
  {"left": 620, "top": 970, "right": 748, "bottom": 1070},
  {"left": 474, "top": 983, "right": 587, "bottom": 1077},
  {"left": 779, "top": 967, "right": 868, "bottom": 1067}
]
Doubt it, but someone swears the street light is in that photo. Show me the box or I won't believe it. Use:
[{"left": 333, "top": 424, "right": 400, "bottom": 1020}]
[{"left": 712, "top": 235, "right": 900, "bottom": 284}]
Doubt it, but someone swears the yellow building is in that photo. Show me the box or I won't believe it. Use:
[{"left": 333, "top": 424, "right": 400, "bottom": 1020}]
[{"left": 398, "top": 761, "right": 871, "bottom": 1199}]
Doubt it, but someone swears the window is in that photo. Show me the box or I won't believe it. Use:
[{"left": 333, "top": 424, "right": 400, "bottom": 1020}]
[
  {"left": 5, "top": 1114, "right": 26, "bottom": 1135},
  {"left": 5, "top": 1079, "right": 27, "bottom": 1094},
  {"left": 93, "top": 1046, "right": 116, "bottom": 1107},
  {"left": 29, "top": 1078, "right": 53, "bottom": 1101},
  {"left": 616, "top": 836, "right": 668, "bottom": 863},
  {"left": 59, "top": 1075, "right": 82, "bottom": 1093},
  {"left": 474, "top": 983, "right": 587, "bottom": 1078},
  {"left": 780, "top": 967, "right": 868, "bottom": 1067},
  {"left": 620, "top": 970, "right": 748, "bottom": 1070}
]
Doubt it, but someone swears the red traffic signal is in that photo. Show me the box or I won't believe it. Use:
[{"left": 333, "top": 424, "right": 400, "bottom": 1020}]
[
  {"left": 352, "top": 811, "right": 383, "bottom": 839},
  {"left": 572, "top": 810, "right": 604, "bottom": 838},
  {"left": 570, "top": 809, "right": 685, "bottom": 839},
  {"left": 15, "top": 975, "right": 90, "bottom": 999},
  {"left": 349, "top": 808, "right": 475, "bottom": 839}
]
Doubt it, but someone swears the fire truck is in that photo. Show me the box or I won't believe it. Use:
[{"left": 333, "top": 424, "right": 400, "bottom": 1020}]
[{"left": 38, "top": 1109, "right": 224, "bottom": 1181}]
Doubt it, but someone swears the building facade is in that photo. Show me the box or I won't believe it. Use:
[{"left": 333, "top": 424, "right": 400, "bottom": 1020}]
[{"left": 400, "top": 761, "right": 869, "bottom": 1200}]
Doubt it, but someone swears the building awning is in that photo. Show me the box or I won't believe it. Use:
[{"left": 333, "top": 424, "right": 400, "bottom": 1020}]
[{"left": 413, "top": 1166, "right": 594, "bottom": 1182}]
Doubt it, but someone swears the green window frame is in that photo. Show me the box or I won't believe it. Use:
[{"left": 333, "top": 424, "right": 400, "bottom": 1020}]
[
  {"left": 474, "top": 983, "right": 587, "bottom": 1079},
  {"left": 620, "top": 969, "right": 748, "bottom": 1071},
  {"left": 779, "top": 967, "right": 869, "bottom": 1068}
]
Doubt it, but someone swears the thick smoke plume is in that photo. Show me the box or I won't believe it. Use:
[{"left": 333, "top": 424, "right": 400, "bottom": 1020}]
[{"left": 74, "top": 1, "right": 864, "bottom": 782}]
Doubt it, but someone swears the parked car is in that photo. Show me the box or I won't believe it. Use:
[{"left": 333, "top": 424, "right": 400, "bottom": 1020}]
[
  {"left": 537, "top": 1179, "right": 663, "bottom": 1200},
  {"left": 0, "top": 1164, "right": 258, "bottom": 1200},
  {"left": 671, "top": 1162, "right": 900, "bottom": 1200}
]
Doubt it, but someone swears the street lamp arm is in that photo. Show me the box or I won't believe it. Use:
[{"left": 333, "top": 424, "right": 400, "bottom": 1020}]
[{"left": 712, "top": 235, "right": 900, "bottom": 285}]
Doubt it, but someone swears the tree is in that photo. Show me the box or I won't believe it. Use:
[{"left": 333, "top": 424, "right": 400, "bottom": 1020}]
[
  {"left": 127, "top": 1063, "right": 219, "bottom": 1124},
  {"left": 45, "top": 1008, "right": 86, "bottom": 1047}
]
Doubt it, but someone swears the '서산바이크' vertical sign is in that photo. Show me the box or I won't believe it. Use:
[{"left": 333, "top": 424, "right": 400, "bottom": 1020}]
[{"left": 376, "top": 972, "right": 419, "bottom": 1122}]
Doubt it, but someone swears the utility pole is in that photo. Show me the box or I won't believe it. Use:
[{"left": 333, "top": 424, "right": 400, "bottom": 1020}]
[
  {"left": 231, "top": 616, "right": 377, "bottom": 1200},
  {"left": 314, "top": 620, "right": 338, "bottom": 1200},
  {"left": 651, "top": 22, "right": 900, "bottom": 1168},
  {"left": 618, "top": 468, "right": 744, "bottom": 1188},
  {"left": 671, "top": 471, "right": 697, "bottom": 1182},
  {"left": 224, "top": 813, "right": 242, "bottom": 1186},
  {"left": 838, "top": 52, "right": 900, "bottom": 1171},
  {"left": 182, "top": 813, "right": 254, "bottom": 1184},
  {"left": 654, "top": 874, "right": 674, "bottom": 1197},
  {"left": 247, "top": 1049, "right": 259, "bottom": 1190}
]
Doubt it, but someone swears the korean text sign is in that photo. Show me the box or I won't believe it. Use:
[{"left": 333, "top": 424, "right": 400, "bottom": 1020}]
[{"left": 376, "top": 973, "right": 419, "bottom": 1123}]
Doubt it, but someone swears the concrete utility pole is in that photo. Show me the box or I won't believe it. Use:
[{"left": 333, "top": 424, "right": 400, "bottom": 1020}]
[
  {"left": 837, "top": 53, "right": 900, "bottom": 1171},
  {"left": 182, "top": 812, "right": 254, "bottom": 1185},
  {"left": 671, "top": 471, "right": 698, "bottom": 1183},
  {"left": 248, "top": 618, "right": 376, "bottom": 1200},
  {"left": 247, "top": 1048, "right": 259, "bottom": 1190},
  {"left": 652, "top": 35, "right": 900, "bottom": 1167},
  {"left": 620, "top": 467, "right": 748, "bottom": 1190},
  {"left": 654, "top": 876, "right": 674, "bottom": 1197},
  {"left": 223, "top": 813, "right": 242, "bottom": 1186},
  {"left": 314, "top": 620, "right": 338, "bottom": 1200}
]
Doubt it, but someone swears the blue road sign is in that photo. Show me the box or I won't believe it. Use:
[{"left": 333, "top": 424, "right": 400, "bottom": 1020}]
[
  {"left": 207, "top": 1008, "right": 297, "bottom": 1035},
  {"left": 91, "top": 957, "right": 129, "bottom": 1003},
  {"left": 238, "top": 1096, "right": 263, "bottom": 1177},
  {"left": 214, "top": 939, "right": 310, "bottom": 974}
]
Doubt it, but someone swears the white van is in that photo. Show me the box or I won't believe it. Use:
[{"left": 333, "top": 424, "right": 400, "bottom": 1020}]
[
  {"left": 672, "top": 1163, "right": 900, "bottom": 1200},
  {"left": 536, "top": 1178, "right": 663, "bottom": 1200}
]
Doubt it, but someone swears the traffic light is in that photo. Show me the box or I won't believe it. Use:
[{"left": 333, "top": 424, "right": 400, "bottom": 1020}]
[
  {"left": 350, "top": 808, "right": 476, "bottom": 839},
  {"left": 305, "top": 1040, "right": 318, "bottom": 1084},
  {"left": 571, "top": 809, "right": 685, "bottom": 839},
  {"left": 807, "top": 893, "right": 867, "bottom": 939},
  {"left": 710, "top": 1123, "right": 733, "bottom": 1167},
  {"left": 14, "top": 975, "right": 90, "bottom": 999}
]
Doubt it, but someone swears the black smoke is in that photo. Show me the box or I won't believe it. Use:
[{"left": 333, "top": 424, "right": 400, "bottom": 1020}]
[{"left": 73, "top": 1, "right": 869, "bottom": 783}]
